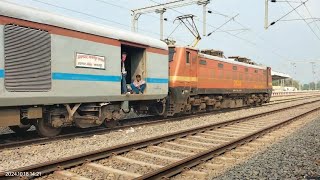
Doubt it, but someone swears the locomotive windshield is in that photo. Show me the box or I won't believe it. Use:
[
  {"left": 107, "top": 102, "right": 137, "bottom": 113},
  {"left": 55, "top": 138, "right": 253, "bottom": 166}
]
[{"left": 168, "top": 47, "right": 175, "bottom": 62}]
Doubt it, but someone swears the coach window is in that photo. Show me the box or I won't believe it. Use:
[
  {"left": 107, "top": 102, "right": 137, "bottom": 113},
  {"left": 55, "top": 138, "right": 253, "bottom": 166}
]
[
  {"left": 233, "top": 66, "right": 237, "bottom": 71},
  {"left": 245, "top": 68, "right": 248, "bottom": 73},
  {"left": 254, "top": 70, "right": 258, "bottom": 73},
  {"left": 186, "top": 51, "right": 190, "bottom": 64},
  {"left": 218, "top": 63, "right": 223, "bottom": 69}
]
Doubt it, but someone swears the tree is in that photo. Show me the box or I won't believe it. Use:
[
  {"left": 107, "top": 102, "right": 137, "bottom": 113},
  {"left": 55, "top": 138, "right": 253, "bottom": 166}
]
[
  {"left": 302, "top": 84, "right": 310, "bottom": 90},
  {"left": 310, "top": 82, "right": 316, "bottom": 90},
  {"left": 316, "top": 81, "right": 320, "bottom": 90}
]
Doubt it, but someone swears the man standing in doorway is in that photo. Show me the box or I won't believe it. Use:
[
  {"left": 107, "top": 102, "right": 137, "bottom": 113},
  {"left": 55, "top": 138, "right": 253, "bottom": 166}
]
[{"left": 121, "top": 52, "right": 130, "bottom": 95}]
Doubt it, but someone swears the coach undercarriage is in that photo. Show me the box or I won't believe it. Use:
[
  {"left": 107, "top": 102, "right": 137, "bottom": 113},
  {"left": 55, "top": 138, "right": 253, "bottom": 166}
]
[{"left": 6, "top": 103, "right": 126, "bottom": 137}]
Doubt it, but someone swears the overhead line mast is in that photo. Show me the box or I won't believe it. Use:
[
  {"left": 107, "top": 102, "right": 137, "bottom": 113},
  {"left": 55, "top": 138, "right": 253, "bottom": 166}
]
[
  {"left": 289, "top": 60, "right": 320, "bottom": 90},
  {"left": 131, "top": 0, "right": 210, "bottom": 40}
]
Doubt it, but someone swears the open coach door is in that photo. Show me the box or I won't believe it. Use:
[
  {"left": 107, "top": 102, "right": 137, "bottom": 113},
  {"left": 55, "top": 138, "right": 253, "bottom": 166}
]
[{"left": 120, "top": 42, "right": 146, "bottom": 93}]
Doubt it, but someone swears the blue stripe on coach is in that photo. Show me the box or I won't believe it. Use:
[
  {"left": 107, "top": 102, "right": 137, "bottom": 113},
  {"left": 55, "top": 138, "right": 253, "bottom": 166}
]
[
  {"left": 52, "top": 73, "right": 169, "bottom": 84},
  {"left": 0, "top": 69, "right": 4, "bottom": 78},
  {"left": 52, "top": 72, "right": 121, "bottom": 82},
  {"left": 145, "top": 77, "right": 168, "bottom": 84},
  {"left": 0, "top": 70, "right": 169, "bottom": 83}
]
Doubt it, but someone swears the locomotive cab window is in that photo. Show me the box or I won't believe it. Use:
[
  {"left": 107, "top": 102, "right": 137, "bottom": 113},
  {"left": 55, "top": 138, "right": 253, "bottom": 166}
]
[
  {"left": 168, "top": 47, "right": 175, "bottom": 62},
  {"left": 186, "top": 51, "right": 190, "bottom": 64}
]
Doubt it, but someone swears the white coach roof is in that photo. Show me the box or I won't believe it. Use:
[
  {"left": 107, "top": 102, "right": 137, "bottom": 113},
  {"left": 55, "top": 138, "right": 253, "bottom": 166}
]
[{"left": 0, "top": 1, "right": 168, "bottom": 50}]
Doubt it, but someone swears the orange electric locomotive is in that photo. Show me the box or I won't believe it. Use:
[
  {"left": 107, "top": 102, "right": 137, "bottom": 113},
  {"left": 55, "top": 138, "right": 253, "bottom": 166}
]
[{"left": 167, "top": 46, "right": 272, "bottom": 116}]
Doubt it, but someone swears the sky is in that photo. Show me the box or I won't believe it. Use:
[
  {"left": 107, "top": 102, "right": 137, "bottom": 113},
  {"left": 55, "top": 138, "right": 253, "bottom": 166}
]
[{"left": 8, "top": 0, "right": 320, "bottom": 83}]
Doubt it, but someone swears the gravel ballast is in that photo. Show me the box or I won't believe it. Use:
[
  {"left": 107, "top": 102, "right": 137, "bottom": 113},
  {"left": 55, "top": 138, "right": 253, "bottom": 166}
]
[{"left": 214, "top": 117, "right": 320, "bottom": 180}]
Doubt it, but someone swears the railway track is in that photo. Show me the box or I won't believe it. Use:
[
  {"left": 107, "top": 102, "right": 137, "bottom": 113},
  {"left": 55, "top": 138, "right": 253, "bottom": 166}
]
[
  {"left": 1, "top": 98, "right": 320, "bottom": 180},
  {"left": 0, "top": 95, "right": 319, "bottom": 150},
  {"left": 271, "top": 92, "right": 320, "bottom": 98},
  {"left": 268, "top": 94, "right": 320, "bottom": 103}
]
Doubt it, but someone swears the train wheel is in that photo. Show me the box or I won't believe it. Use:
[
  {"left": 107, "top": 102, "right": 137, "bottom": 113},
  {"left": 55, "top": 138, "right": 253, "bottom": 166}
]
[
  {"left": 9, "top": 124, "right": 31, "bottom": 135},
  {"left": 36, "top": 118, "right": 62, "bottom": 137}
]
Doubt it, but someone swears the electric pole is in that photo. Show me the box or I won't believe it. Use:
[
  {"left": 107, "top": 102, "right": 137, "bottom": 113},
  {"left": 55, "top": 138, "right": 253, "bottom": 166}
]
[
  {"left": 131, "top": 0, "right": 210, "bottom": 40},
  {"left": 311, "top": 62, "right": 317, "bottom": 90},
  {"left": 264, "top": 0, "right": 269, "bottom": 29},
  {"left": 289, "top": 60, "right": 320, "bottom": 90}
]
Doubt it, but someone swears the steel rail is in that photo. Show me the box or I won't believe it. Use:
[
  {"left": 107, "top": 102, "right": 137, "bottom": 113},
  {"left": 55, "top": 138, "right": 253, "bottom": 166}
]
[
  {"left": 0, "top": 95, "right": 319, "bottom": 151},
  {"left": 0, "top": 99, "right": 319, "bottom": 179},
  {"left": 137, "top": 106, "right": 320, "bottom": 179},
  {"left": 268, "top": 94, "right": 320, "bottom": 103}
]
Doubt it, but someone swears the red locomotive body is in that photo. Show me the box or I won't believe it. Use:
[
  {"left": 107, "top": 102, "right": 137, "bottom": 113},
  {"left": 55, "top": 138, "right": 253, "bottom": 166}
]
[{"left": 168, "top": 46, "right": 272, "bottom": 116}]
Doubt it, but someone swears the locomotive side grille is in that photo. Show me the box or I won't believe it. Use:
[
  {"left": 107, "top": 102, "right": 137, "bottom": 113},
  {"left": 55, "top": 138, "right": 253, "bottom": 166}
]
[{"left": 4, "top": 25, "right": 51, "bottom": 92}]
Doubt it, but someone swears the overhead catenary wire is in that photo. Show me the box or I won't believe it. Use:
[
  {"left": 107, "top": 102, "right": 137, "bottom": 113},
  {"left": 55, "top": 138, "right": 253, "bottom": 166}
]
[
  {"left": 147, "top": 0, "right": 319, "bottom": 80},
  {"left": 285, "top": 0, "right": 320, "bottom": 40},
  {"left": 130, "top": 0, "right": 318, "bottom": 79},
  {"left": 269, "top": 0, "right": 309, "bottom": 26},
  {"left": 29, "top": 0, "right": 192, "bottom": 44},
  {"left": 209, "top": 7, "right": 293, "bottom": 64},
  {"left": 207, "top": 8, "right": 250, "bottom": 31},
  {"left": 31, "top": 0, "right": 130, "bottom": 28},
  {"left": 147, "top": 0, "right": 296, "bottom": 71},
  {"left": 207, "top": 9, "right": 251, "bottom": 36},
  {"left": 280, "top": 18, "right": 320, "bottom": 21},
  {"left": 215, "top": 28, "right": 250, "bottom": 32},
  {"left": 167, "top": 22, "right": 182, "bottom": 39},
  {"left": 24, "top": 0, "right": 300, "bottom": 71},
  {"left": 94, "top": 0, "right": 178, "bottom": 23},
  {"left": 149, "top": 0, "right": 257, "bottom": 45},
  {"left": 207, "top": 14, "right": 239, "bottom": 36},
  {"left": 93, "top": 0, "right": 194, "bottom": 44},
  {"left": 148, "top": 0, "right": 293, "bottom": 64},
  {"left": 300, "top": 0, "right": 320, "bottom": 33}
]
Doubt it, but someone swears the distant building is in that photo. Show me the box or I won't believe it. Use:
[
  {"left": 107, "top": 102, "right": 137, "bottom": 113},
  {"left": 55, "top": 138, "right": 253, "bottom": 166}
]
[{"left": 273, "top": 86, "right": 297, "bottom": 92}]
